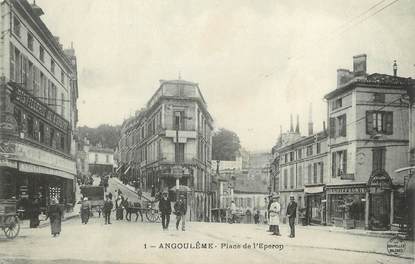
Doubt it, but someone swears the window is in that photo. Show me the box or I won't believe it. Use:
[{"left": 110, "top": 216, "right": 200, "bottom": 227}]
[
  {"left": 10, "top": 43, "right": 15, "bottom": 81},
  {"left": 290, "top": 152, "right": 294, "bottom": 162},
  {"left": 372, "top": 148, "right": 386, "bottom": 171},
  {"left": 316, "top": 142, "right": 321, "bottom": 154},
  {"left": 297, "top": 166, "right": 303, "bottom": 187},
  {"left": 61, "top": 93, "right": 65, "bottom": 116},
  {"left": 13, "top": 16, "right": 21, "bottom": 37},
  {"left": 297, "top": 149, "right": 302, "bottom": 159},
  {"left": 40, "top": 73, "right": 46, "bottom": 103},
  {"left": 306, "top": 145, "right": 313, "bottom": 156},
  {"left": 307, "top": 164, "right": 312, "bottom": 184},
  {"left": 27, "top": 115, "right": 34, "bottom": 139},
  {"left": 39, "top": 46, "right": 45, "bottom": 62},
  {"left": 39, "top": 122, "right": 44, "bottom": 143},
  {"left": 284, "top": 154, "right": 288, "bottom": 163},
  {"left": 366, "top": 111, "right": 393, "bottom": 135},
  {"left": 332, "top": 150, "right": 347, "bottom": 177},
  {"left": 329, "top": 114, "right": 347, "bottom": 138},
  {"left": 174, "top": 111, "right": 185, "bottom": 130},
  {"left": 60, "top": 135, "right": 65, "bottom": 151},
  {"left": 332, "top": 98, "right": 342, "bottom": 110},
  {"left": 290, "top": 167, "right": 294, "bottom": 189},
  {"left": 283, "top": 169, "right": 288, "bottom": 189},
  {"left": 61, "top": 71, "right": 65, "bottom": 84},
  {"left": 51, "top": 59, "right": 55, "bottom": 74},
  {"left": 27, "top": 33, "right": 34, "bottom": 51},
  {"left": 14, "top": 48, "right": 21, "bottom": 83},
  {"left": 373, "top": 93, "right": 385, "bottom": 103},
  {"left": 313, "top": 163, "right": 318, "bottom": 184},
  {"left": 49, "top": 128, "right": 55, "bottom": 147},
  {"left": 175, "top": 143, "right": 184, "bottom": 163},
  {"left": 320, "top": 162, "right": 324, "bottom": 183}
]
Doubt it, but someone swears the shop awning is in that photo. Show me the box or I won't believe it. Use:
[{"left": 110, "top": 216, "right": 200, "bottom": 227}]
[
  {"left": 0, "top": 159, "right": 18, "bottom": 169},
  {"left": 304, "top": 186, "right": 324, "bottom": 194},
  {"left": 116, "top": 164, "right": 124, "bottom": 173},
  {"left": 19, "top": 162, "right": 75, "bottom": 180},
  {"left": 124, "top": 166, "right": 131, "bottom": 174}
]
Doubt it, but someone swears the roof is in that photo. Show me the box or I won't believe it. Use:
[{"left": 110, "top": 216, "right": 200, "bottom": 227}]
[
  {"left": 89, "top": 146, "right": 114, "bottom": 154},
  {"left": 276, "top": 130, "right": 328, "bottom": 153},
  {"left": 324, "top": 73, "right": 413, "bottom": 100}
]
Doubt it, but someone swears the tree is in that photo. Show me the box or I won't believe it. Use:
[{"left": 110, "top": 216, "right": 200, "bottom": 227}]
[
  {"left": 212, "top": 128, "right": 241, "bottom": 175},
  {"left": 78, "top": 124, "right": 121, "bottom": 149}
]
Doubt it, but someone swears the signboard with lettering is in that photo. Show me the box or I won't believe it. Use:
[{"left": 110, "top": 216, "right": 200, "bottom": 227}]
[
  {"left": 326, "top": 186, "right": 367, "bottom": 194},
  {"left": 11, "top": 84, "right": 69, "bottom": 131},
  {"left": 368, "top": 170, "right": 392, "bottom": 190}
]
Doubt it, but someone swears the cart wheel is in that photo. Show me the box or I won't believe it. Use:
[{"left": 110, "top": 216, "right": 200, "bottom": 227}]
[
  {"left": 146, "top": 209, "right": 160, "bottom": 222},
  {"left": 4, "top": 215, "right": 20, "bottom": 239}
]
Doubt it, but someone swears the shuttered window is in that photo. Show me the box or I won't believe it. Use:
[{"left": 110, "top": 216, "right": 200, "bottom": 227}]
[
  {"left": 366, "top": 111, "right": 393, "bottom": 135},
  {"left": 372, "top": 148, "right": 386, "bottom": 171}
]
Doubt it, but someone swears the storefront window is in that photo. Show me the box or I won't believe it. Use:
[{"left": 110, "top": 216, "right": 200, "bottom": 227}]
[{"left": 330, "top": 194, "right": 365, "bottom": 222}]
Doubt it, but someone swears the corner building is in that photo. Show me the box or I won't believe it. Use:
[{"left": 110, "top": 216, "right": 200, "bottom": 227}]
[
  {"left": 0, "top": 1, "right": 79, "bottom": 211},
  {"left": 117, "top": 79, "right": 214, "bottom": 221}
]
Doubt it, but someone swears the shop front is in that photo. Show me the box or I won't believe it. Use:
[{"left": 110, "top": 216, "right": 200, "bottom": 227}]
[
  {"left": 326, "top": 183, "right": 367, "bottom": 229},
  {"left": 304, "top": 185, "right": 325, "bottom": 225}
]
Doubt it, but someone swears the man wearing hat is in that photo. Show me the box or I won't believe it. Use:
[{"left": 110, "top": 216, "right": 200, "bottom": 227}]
[
  {"left": 286, "top": 193, "right": 298, "bottom": 238},
  {"left": 269, "top": 193, "right": 281, "bottom": 236},
  {"left": 174, "top": 194, "right": 187, "bottom": 231},
  {"left": 158, "top": 190, "right": 172, "bottom": 230}
]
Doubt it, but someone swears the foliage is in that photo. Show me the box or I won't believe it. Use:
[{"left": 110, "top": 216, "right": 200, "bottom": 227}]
[
  {"left": 212, "top": 128, "right": 241, "bottom": 161},
  {"left": 78, "top": 124, "right": 121, "bottom": 149}
]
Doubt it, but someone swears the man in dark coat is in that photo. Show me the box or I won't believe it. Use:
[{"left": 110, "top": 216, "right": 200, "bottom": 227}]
[
  {"left": 30, "top": 198, "right": 41, "bottom": 228},
  {"left": 158, "top": 191, "right": 172, "bottom": 230},
  {"left": 286, "top": 194, "right": 298, "bottom": 238},
  {"left": 103, "top": 195, "right": 113, "bottom": 224},
  {"left": 267, "top": 196, "right": 272, "bottom": 231},
  {"left": 174, "top": 194, "right": 187, "bottom": 231}
]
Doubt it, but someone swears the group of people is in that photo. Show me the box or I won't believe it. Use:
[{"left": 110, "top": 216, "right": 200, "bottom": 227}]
[
  {"left": 80, "top": 189, "right": 124, "bottom": 225},
  {"left": 267, "top": 192, "right": 297, "bottom": 238},
  {"left": 158, "top": 190, "right": 187, "bottom": 231}
]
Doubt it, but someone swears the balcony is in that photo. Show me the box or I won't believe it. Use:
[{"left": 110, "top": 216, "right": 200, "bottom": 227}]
[{"left": 340, "top": 173, "right": 355, "bottom": 180}]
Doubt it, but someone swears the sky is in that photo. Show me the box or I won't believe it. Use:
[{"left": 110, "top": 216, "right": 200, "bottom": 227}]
[{"left": 36, "top": 0, "right": 415, "bottom": 152}]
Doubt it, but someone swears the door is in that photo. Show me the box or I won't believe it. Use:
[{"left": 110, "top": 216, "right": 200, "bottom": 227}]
[{"left": 370, "top": 192, "right": 390, "bottom": 230}]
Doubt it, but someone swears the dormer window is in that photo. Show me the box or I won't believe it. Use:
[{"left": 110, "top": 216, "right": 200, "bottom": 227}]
[{"left": 13, "top": 16, "right": 21, "bottom": 37}]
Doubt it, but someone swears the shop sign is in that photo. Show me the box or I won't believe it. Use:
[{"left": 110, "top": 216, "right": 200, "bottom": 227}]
[
  {"left": 172, "top": 165, "right": 183, "bottom": 178},
  {"left": 327, "top": 186, "right": 367, "bottom": 194},
  {"left": 11, "top": 85, "right": 68, "bottom": 131},
  {"left": 368, "top": 170, "right": 392, "bottom": 190}
]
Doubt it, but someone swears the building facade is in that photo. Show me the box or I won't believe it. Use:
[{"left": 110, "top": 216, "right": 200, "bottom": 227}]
[
  {"left": 0, "top": 0, "right": 78, "bottom": 211},
  {"left": 88, "top": 145, "right": 114, "bottom": 176},
  {"left": 270, "top": 55, "right": 414, "bottom": 230},
  {"left": 324, "top": 55, "right": 413, "bottom": 230},
  {"left": 117, "top": 79, "right": 214, "bottom": 221}
]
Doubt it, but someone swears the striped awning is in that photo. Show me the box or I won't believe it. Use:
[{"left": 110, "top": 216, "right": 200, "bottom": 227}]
[
  {"left": 116, "top": 164, "right": 124, "bottom": 173},
  {"left": 124, "top": 166, "right": 131, "bottom": 174},
  {"left": 19, "top": 162, "right": 75, "bottom": 180}
]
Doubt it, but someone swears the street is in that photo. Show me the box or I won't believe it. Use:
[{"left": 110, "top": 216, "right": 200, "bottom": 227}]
[
  {"left": 0, "top": 217, "right": 413, "bottom": 264},
  {"left": 0, "top": 179, "right": 412, "bottom": 264}
]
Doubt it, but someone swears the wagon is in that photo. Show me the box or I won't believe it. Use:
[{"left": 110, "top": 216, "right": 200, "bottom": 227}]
[
  {"left": 80, "top": 185, "right": 105, "bottom": 217},
  {"left": 141, "top": 200, "right": 160, "bottom": 222},
  {"left": 0, "top": 199, "right": 20, "bottom": 239}
]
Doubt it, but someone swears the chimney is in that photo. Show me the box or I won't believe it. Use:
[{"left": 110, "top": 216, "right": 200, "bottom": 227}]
[
  {"left": 353, "top": 54, "right": 367, "bottom": 76},
  {"left": 393, "top": 60, "right": 398, "bottom": 76},
  {"left": 31, "top": 0, "right": 44, "bottom": 16},
  {"left": 337, "top": 69, "right": 354, "bottom": 88},
  {"left": 308, "top": 103, "right": 313, "bottom": 136}
]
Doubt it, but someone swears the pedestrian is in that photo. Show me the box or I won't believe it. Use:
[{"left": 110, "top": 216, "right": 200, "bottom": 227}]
[
  {"left": 29, "top": 198, "right": 41, "bottom": 228},
  {"left": 108, "top": 192, "right": 113, "bottom": 200},
  {"left": 254, "top": 210, "right": 260, "bottom": 224},
  {"left": 286, "top": 193, "right": 297, "bottom": 238},
  {"left": 80, "top": 197, "right": 91, "bottom": 224},
  {"left": 103, "top": 195, "right": 113, "bottom": 224},
  {"left": 266, "top": 196, "right": 272, "bottom": 231},
  {"left": 151, "top": 185, "right": 156, "bottom": 197},
  {"left": 158, "top": 190, "right": 172, "bottom": 230},
  {"left": 115, "top": 193, "right": 124, "bottom": 220},
  {"left": 137, "top": 187, "right": 142, "bottom": 201},
  {"left": 269, "top": 194, "right": 281, "bottom": 236},
  {"left": 174, "top": 194, "right": 187, "bottom": 231},
  {"left": 230, "top": 200, "right": 237, "bottom": 224},
  {"left": 47, "top": 198, "right": 63, "bottom": 237}
]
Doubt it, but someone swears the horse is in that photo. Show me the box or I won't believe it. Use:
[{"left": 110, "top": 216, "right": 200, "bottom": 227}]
[{"left": 125, "top": 201, "right": 144, "bottom": 222}]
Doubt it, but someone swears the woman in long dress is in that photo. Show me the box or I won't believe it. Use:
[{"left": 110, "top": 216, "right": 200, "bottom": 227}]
[
  {"left": 269, "top": 195, "right": 281, "bottom": 236},
  {"left": 47, "top": 198, "right": 63, "bottom": 237},
  {"left": 29, "top": 198, "right": 41, "bottom": 228},
  {"left": 80, "top": 197, "right": 91, "bottom": 224}
]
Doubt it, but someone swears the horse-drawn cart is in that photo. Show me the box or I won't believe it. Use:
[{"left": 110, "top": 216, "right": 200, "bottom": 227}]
[
  {"left": 141, "top": 200, "right": 160, "bottom": 222},
  {"left": 0, "top": 199, "right": 20, "bottom": 239},
  {"left": 80, "top": 185, "right": 105, "bottom": 217}
]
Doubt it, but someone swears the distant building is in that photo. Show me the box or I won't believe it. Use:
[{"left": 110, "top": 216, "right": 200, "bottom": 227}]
[
  {"left": 117, "top": 79, "right": 214, "bottom": 221},
  {"left": 0, "top": 0, "right": 79, "bottom": 210},
  {"left": 76, "top": 137, "right": 90, "bottom": 179},
  {"left": 88, "top": 145, "right": 114, "bottom": 176}
]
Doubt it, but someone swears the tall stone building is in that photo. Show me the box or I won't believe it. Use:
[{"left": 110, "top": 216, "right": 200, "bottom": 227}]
[
  {"left": 0, "top": 0, "right": 79, "bottom": 211},
  {"left": 117, "top": 79, "right": 214, "bottom": 221}
]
